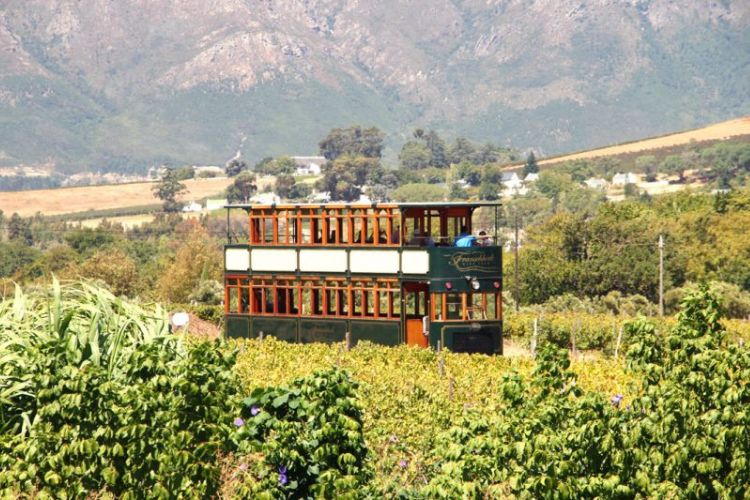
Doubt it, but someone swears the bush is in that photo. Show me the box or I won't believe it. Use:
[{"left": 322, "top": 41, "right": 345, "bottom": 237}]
[
  {"left": 423, "top": 287, "right": 750, "bottom": 497},
  {"left": 231, "top": 369, "right": 372, "bottom": 498},
  {"left": 0, "top": 280, "right": 241, "bottom": 497}
]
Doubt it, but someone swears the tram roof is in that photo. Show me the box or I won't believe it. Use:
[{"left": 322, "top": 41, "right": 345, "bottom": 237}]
[{"left": 225, "top": 201, "right": 502, "bottom": 210}]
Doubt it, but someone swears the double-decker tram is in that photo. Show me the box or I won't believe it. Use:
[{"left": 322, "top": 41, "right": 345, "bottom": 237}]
[{"left": 223, "top": 202, "right": 503, "bottom": 354}]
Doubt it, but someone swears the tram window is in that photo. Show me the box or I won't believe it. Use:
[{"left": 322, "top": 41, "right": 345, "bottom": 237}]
[
  {"left": 240, "top": 285, "right": 250, "bottom": 313},
  {"left": 433, "top": 293, "right": 443, "bottom": 320},
  {"left": 391, "top": 290, "right": 401, "bottom": 316},
  {"left": 351, "top": 284, "right": 363, "bottom": 316},
  {"left": 446, "top": 293, "right": 462, "bottom": 320},
  {"left": 300, "top": 216, "right": 312, "bottom": 244},
  {"left": 262, "top": 286, "right": 273, "bottom": 314},
  {"left": 469, "top": 293, "right": 487, "bottom": 320},
  {"left": 228, "top": 286, "right": 238, "bottom": 313}
]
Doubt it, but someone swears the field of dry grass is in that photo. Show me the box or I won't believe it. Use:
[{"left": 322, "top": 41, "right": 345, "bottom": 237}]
[
  {"left": 0, "top": 176, "right": 276, "bottom": 217},
  {"left": 537, "top": 116, "right": 750, "bottom": 166}
]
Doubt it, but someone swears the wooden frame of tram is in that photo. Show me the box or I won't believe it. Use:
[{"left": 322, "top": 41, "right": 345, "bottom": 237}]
[{"left": 223, "top": 202, "right": 504, "bottom": 354}]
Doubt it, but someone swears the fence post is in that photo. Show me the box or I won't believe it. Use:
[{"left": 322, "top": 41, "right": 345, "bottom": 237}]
[
  {"left": 259, "top": 330, "right": 264, "bottom": 342},
  {"left": 345, "top": 331, "right": 352, "bottom": 351},
  {"left": 448, "top": 377, "right": 455, "bottom": 401},
  {"left": 438, "top": 355, "right": 445, "bottom": 378},
  {"left": 615, "top": 325, "right": 624, "bottom": 359}
]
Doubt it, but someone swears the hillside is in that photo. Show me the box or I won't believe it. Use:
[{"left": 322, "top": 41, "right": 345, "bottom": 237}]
[
  {"left": 1, "top": 0, "right": 749, "bottom": 171},
  {"left": 536, "top": 116, "right": 750, "bottom": 166}
]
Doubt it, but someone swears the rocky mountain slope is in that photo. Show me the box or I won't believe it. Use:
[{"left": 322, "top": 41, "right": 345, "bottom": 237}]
[{"left": 1, "top": 0, "right": 749, "bottom": 171}]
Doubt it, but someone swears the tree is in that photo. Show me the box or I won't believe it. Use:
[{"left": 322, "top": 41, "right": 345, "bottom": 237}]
[
  {"left": 78, "top": 248, "right": 138, "bottom": 297},
  {"left": 478, "top": 182, "right": 501, "bottom": 200},
  {"left": 7, "top": 213, "right": 32, "bottom": 246},
  {"left": 448, "top": 137, "right": 476, "bottom": 165},
  {"left": 523, "top": 151, "right": 539, "bottom": 177},
  {"left": 225, "top": 159, "right": 248, "bottom": 177},
  {"left": 318, "top": 126, "right": 384, "bottom": 160},
  {"left": 275, "top": 174, "right": 296, "bottom": 199},
  {"left": 152, "top": 168, "right": 187, "bottom": 212},
  {"left": 156, "top": 222, "right": 223, "bottom": 303},
  {"left": 635, "top": 155, "right": 658, "bottom": 182},
  {"left": 391, "top": 183, "right": 447, "bottom": 202},
  {"left": 399, "top": 141, "right": 431, "bottom": 170},
  {"left": 661, "top": 155, "right": 686, "bottom": 182},
  {"left": 425, "top": 130, "right": 448, "bottom": 168},
  {"left": 316, "top": 156, "right": 379, "bottom": 201},
  {"left": 535, "top": 171, "right": 573, "bottom": 199},
  {"left": 226, "top": 171, "right": 257, "bottom": 203}
]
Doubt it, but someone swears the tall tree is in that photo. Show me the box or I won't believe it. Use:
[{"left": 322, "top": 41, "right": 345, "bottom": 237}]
[
  {"left": 7, "top": 213, "right": 32, "bottom": 246},
  {"left": 399, "top": 141, "right": 431, "bottom": 170},
  {"left": 317, "top": 155, "right": 380, "bottom": 201},
  {"left": 523, "top": 151, "right": 539, "bottom": 176},
  {"left": 152, "top": 168, "right": 187, "bottom": 213},
  {"left": 226, "top": 171, "right": 258, "bottom": 203},
  {"left": 448, "top": 137, "right": 476, "bottom": 165},
  {"left": 225, "top": 158, "right": 248, "bottom": 177},
  {"left": 318, "top": 126, "right": 384, "bottom": 160},
  {"left": 425, "top": 130, "right": 448, "bottom": 168}
]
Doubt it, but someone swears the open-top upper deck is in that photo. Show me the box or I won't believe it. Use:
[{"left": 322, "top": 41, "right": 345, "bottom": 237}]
[{"left": 224, "top": 201, "right": 502, "bottom": 248}]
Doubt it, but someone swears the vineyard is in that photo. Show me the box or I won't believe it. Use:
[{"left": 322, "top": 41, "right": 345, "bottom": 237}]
[{"left": 1, "top": 281, "right": 749, "bottom": 497}]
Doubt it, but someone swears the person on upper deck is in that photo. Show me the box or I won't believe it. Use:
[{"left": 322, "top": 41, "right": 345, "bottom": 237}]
[{"left": 454, "top": 226, "right": 475, "bottom": 247}]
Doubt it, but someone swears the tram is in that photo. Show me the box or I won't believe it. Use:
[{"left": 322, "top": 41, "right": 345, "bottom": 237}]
[{"left": 223, "top": 202, "right": 503, "bottom": 354}]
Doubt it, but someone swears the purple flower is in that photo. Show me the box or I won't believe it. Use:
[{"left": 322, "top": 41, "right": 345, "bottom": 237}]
[
  {"left": 398, "top": 459, "right": 408, "bottom": 469},
  {"left": 234, "top": 417, "right": 245, "bottom": 427},
  {"left": 250, "top": 405, "right": 261, "bottom": 416},
  {"left": 611, "top": 394, "right": 623, "bottom": 407},
  {"left": 278, "top": 465, "right": 288, "bottom": 486}
]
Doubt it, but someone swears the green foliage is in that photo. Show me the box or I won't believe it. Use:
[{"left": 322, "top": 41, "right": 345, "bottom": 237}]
[
  {"left": 152, "top": 167, "right": 187, "bottom": 213},
  {"left": 225, "top": 171, "right": 258, "bottom": 203},
  {"left": 423, "top": 288, "right": 750, "bottom": 498},
  {"left": 522, "top": 151, "right": 539, "bottom": 176},
  {"left": 391, "top": 183, "right": 447, "bottom": 202},
  {"left": 226, "top": 158, "right": 248, "bottom": 177},
  {"left": 232, "top": 370, "right": 372, "bottom": 498},
  {"left": 319, "top": 126, "right": 384, "bottom": 161},
  {"left": 399, "top": 141, "right": 432, "bottom": 170},
  {"left": 0, "top": 240, "right": 41, "bottom": 278},
  {"left": 0, "top": 280, "right": 242, "bottom": 497},
  {"left": 317, "top": 155, "right": 383, "bottom": 201}
]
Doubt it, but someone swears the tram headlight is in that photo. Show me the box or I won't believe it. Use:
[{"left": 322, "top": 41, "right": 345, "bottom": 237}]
[{"left": 471, "top": 279, "right": 480, "bottom": 290}]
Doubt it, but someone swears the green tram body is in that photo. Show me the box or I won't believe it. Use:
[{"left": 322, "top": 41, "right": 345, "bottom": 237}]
[{"left": 223, "top": 202, "right": 503, "bottom": 355}]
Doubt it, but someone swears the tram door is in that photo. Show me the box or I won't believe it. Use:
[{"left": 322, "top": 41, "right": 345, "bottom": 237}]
[{"left": 403, "top": 282, "right": 429, "bottom": 347}]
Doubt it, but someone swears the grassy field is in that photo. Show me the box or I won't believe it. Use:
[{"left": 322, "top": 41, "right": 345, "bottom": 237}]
[
  {"left": 0, "top": 175, "right": 276, "bottom": 217},
  {"left": 535, "top": 116, "right": 750, "bottom": 166}
]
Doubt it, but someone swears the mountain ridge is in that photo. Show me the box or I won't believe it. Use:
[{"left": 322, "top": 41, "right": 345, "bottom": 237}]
[{"left": 1, "top": 0, "right": 749, "bottom": 171}]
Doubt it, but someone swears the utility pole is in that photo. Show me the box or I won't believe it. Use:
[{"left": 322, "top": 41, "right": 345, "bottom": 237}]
[
  {"left": 514, "top": 210, "right": 520, "bottom": 312},
  {"left": 658, "top": 234, "right": 664, "bottom": 317}
]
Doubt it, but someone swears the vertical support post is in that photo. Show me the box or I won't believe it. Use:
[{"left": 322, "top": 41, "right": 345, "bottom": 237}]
[
  {"left": 615, "top": 324, "right": 624, "bottom": 359},
  {"left": 345, "top": 331, "right": 352, "bottom": 351},
  {"left": 259, "top": 330, "right": 264, "bottom": 342},
  {"left": 514, "top": 210, "right": 520, "bottom": 312},
  {"left": 438, "top": 354, "right": 445, "bottom": 378},
  {"left": 226, "top": 207, "right": 231, "bottom": 243},
  {"left": 658, "top": 234, "right": 664, "bottom": 317},
  {"left": 448, "top": 377, "right": 454, "bottom": 400}
]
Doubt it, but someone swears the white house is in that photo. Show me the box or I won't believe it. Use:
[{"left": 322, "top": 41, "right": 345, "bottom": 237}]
[
  {"left": 612, "top": 172, "right": 640, "bottom": 185},
  {"left": 182, "top": 201, "right": 203, "bottom": 213},
  {"left": 501, "top": 172, "right": 523, "bottom": 190},
  {"left": 584, "top": 177, "right": 609, "bottom": 190},
  {"left": 250, "top": 192, "right": 281, "bottom": 204},
  {"left": 310, "top": 191, "right": 331, "bottom": 203},
  {"left": 292, "top": 156, "right": 325, "bottom": 176},
  {"left": 524, "top": 172, "right": 539, "bottom": 183}
]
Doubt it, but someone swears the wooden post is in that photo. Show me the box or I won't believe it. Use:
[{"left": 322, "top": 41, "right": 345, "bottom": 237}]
[
  {"left": 259, "top": 330, "right": 264, "bottom": 342},
  {"left": 438, "top": 355, "right": 445, "bottom": 378},
  {"left": 345, "top": 331, "right": 352, "bottom": 351},
  {"left": 448, "top": 377, "right": 455, "bottom": 401},
  {"left": 615, "top": 325, "right": 624, "bottom": 359}
]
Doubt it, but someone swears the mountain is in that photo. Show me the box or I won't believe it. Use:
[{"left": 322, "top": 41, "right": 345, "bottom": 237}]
[{"left": 1, "top": 0, "right": 749, "bottom": 172}]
